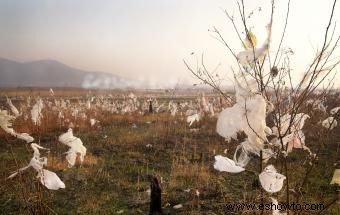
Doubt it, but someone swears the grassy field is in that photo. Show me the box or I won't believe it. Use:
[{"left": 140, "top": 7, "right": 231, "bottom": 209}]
[{"left": 0, "top": 90, "right": 339, "bottom": 214}]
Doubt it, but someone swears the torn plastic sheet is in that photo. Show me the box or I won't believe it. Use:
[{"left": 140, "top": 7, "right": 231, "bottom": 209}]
[
  {"left": 7, "top": 143, "right": 65, "bottom": 190},
  {"left": 259, "top": 165, "right": 286, "bottom": 193},
  {"left": 59, "top": 128, "right": 87, "bottom": 167},
  {"left": 0, "top": 109, "right": 34, "bottom": 143},
  {"left": 213, "top": 155, "right": 245, "bottom": 173}
]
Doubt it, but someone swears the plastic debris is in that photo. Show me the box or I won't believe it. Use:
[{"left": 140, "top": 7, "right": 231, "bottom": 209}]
[
  {"left": 213, "top": 155, "right": 245, "bottom": 173},
  {"left": 31, "top": 99, "right": 44, "bottom": 125},
  {"left": 173, "top": 204, "right": 183, "bottom": 209},
  {"left": 186, "top": 113, "right": 200, "bottom": 127},
  {"left": 330, "top": 107, "right": 340, "bottom": 115},
  {"left": 6, "top": 97, "right": 20, "bottom": 117},
  {"left": 7, "top": 143, "right": 65, "bottom": 190},
  {"left": 321, "top": 117, "right": 337, "bottom": 130},
  {"left": 0, "top": 109, "right": 34, "bottom": 143},
  {"left": 237, "top": 22, "right": 272, "bottom": 68},
  {"left": 330, "top": 169, "right": 340, "bottom": 185},
  {"left": 259, "top": 165, "right": 286, "bottom": 193},
  {"left": 270, "top": 197, "right": 287, "bottom": 215},
  {"left": 58, "top": 128, "right": 87, "bottom": 167}
]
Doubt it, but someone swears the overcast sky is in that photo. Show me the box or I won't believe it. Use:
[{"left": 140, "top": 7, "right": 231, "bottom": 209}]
[{"left": 0, "top": 0, "right": 339, "bottom": 88}]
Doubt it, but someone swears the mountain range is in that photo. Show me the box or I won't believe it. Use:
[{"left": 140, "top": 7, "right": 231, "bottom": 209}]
[{"left": 0, "top": 58, "right": 138, "bottom": 89}]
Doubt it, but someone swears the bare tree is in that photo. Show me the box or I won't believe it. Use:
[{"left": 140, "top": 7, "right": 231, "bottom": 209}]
[{"left": 185, "top": 0, "right": 340, "bottom": 213}]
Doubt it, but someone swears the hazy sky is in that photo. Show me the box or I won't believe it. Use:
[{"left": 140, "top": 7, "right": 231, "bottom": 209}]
[{"left": 0, "top": 0, "right": 339, "bottom": 88}]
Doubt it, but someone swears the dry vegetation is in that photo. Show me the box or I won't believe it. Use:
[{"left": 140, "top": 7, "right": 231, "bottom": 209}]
[{"left": 0, "top": 89, "right": 339, "bottom": 215}]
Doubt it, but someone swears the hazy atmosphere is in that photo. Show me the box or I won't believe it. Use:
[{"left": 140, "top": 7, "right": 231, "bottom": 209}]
[{"left": 0, "top": 0, "right": 339, "bottom": 88}]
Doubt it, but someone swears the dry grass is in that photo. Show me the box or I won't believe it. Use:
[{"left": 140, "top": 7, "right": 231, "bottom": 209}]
[
  {"left": 47, "top": 154, "right": 101, "bottom": 171},
  {"left": 0, "top": 89, "right": 339, "bottom": 214}
]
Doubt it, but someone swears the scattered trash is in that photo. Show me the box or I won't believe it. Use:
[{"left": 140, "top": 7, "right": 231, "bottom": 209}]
[
  {"left": 214, "top": 155, "right": 245, "bottom": 173},
  {"left": 259, "top": 165, "right": 286, "bottom": 193},
  {"left": 173, "top": 204, "right": 183, "bottom": 209}
]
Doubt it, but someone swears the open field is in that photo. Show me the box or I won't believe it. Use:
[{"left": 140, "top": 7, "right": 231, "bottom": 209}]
[
  {"left": 0, "top": 89, "right": 340, "bottom": 215},
  {"left": 1, "top": 0, "right": 340, "bottom": 214}
]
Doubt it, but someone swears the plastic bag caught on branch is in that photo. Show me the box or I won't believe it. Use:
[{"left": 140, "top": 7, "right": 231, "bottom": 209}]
[
  {"left": 330, "top": 107, "right": 340, "bottom": 115},
  {"left": 0, "top": 109, "right": 34, "bottom": 143},
  {"left": 31, "top": 99, "right": 44, "bottom": 126},
  {"left": 271, "top": 113, "right": 313, "bottom": 156},
  {"left": 237, "top": 22, "right": 272, "bottom": 68},
  {"left": 259, "top": 165, "right": 286, "bottom": 193},
  {"left": 321, "top": 117, "right": 337, "bottom": 130},
  {"left": 7, "top": 143, "right": 65, "bottom": 190},
  {"left": 243, "top": 31, "right": 257, "bottom": 49},
  {"left": 216, "top": 75, "right": 268, "bottom": 157},
  {"left": 59, "top": 128, "right": 87, "bottom": 167},
  {"left": 272, "top": 113, "right": 310, "bottom": 136},
  {"left": 6, "top": 97, "right": 20, "bottom": 117}
]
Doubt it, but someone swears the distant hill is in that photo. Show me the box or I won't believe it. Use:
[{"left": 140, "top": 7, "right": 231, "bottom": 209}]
[{"left": 0, "top": 58, "right": 138, "bottom": 89}]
